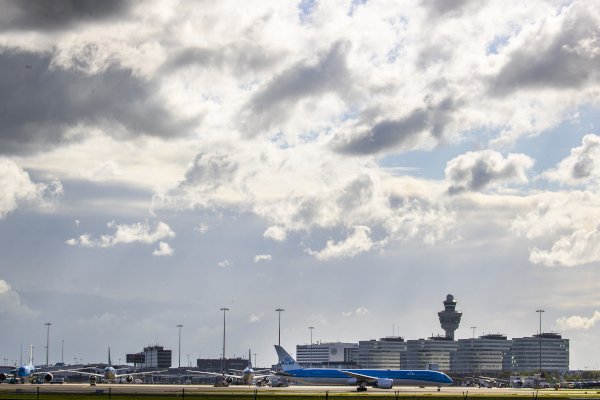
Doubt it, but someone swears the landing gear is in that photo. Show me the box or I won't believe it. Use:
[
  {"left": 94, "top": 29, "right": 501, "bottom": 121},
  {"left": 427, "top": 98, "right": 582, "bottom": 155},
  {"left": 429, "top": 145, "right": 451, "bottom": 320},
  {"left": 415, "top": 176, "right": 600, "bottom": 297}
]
[
  {"left": 357, "top": 387, "right": 367, "bottom": 392},
  {"left": 437, "top": 386, "right": 441, "bottom": 392}
]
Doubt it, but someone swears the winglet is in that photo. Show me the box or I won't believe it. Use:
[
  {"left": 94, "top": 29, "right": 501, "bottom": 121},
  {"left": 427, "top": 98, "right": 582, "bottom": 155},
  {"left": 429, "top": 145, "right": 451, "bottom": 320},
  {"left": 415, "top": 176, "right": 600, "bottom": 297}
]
[{"left": 274, "top": 345, "right": 302, "bottom": 372}]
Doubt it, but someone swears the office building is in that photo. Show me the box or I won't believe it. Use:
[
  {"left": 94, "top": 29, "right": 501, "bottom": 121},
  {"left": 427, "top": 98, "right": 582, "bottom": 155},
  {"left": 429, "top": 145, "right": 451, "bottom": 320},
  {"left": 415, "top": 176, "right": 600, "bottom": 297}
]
[
  {"left": 402, "top": 337, "right": 458, "bottom": 372},
  {"left": 510, "top": 333, "right": 569, "bottom": 372},
  {"left": 296, "top": 342, "right": 358, "bottom": 367},
  {"left": 196, "top": 358, "right": 249, "bottom": 372},
  {"left": 358, "top": 337, "right": 406, "bottom": 369},
  {"left": 134, "top": 346, "right": 172, "bottom": 369},
  {"left": 454, "top": 334, "right": 512, "bottom": 375}
]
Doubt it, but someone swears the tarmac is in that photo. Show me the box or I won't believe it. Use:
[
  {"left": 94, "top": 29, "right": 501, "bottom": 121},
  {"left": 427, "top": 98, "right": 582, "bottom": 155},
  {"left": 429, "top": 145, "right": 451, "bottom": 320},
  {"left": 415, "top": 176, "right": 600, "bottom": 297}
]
[{"left": 0, "top": 383, "right": 598, "bottom": 397}]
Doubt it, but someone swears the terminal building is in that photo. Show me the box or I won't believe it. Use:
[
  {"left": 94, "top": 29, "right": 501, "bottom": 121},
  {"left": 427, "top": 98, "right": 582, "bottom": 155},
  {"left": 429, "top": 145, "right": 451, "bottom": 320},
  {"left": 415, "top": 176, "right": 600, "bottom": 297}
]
[
  {"left": 402, "top": 336, "right": 458, "bottom": 372},
  {"left": 296, "top": 342, "right": 358, "bottom": 368},
  {"left": 358, "top": 337, "right": 406, "bottom": 369},
  {"left": 132, "top": 345, "right": 172, "bottom": 369},
  {"left": 454, "top": 334, "right": 512, "bottom": 375},
  {"left": 509, "top": 333, "right": 569, "bottom": 372}
]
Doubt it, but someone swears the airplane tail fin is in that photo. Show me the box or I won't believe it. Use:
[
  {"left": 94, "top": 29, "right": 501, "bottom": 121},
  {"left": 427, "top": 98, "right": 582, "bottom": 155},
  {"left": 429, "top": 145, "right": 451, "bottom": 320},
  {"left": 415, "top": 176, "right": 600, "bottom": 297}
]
[
  {"left": 274, "top": 345, "right": 302, "bottom": 372},
  {"left": 108, "top": 348, "right": 112, "bottom": 366},
  {"left": 28, "top": 345, "right": 33, "bottom": 366},
  {"left": 248, "top": 349, "right": 252, "bottom": 368}
]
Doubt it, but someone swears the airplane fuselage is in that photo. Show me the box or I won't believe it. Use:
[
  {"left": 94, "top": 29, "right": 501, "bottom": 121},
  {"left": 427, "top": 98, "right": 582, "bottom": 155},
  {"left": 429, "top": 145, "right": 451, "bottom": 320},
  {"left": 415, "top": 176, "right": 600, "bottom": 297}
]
[
  {"left": 17, "top": 365, "right": 36, "bottom": 381},
  {"left": 104, "top": 367, "right": 117, "bottom": 382},
  {"left": 280, "top": 368, "right": 453, "bottom": 387}
]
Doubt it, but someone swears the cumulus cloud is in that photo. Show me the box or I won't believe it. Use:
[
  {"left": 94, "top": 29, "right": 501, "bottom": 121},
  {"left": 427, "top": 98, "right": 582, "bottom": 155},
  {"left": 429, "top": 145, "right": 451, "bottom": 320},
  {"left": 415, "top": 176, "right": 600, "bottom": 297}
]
[
  {"left": 530, "top": 226, "right": 600, "bottom": 267},
  {"left": 342, "top": 307, "right": 370, "bottom": 316},
  {"left": 66, "top": 221, "right": 175, "bottom": 248},
  {"left": 555, "top": 311, "right": 600, "bottom": 330},
  {"left": 0, "top": 279, "right": 39, "bottom": 319},
  {"left": 250, "top": 313, "right": 264, "bottom": 322},
  {"left": 194, "top": 223, "right": 210, "bottom": 234},
  {"left": 543, "top": 134, "right": 600, "bottom": 185},
  {"left": 0, "top": 158, "right": 63, "bottom": 219},
  {"left": 152, "top": 242, "right": 174, "bottom": 256},
  {"left": 307, "top": 226, "right": 375, "bottom": 261},
  {"left": 263, "top": 226, "right": 287, "bottom": 242},
  {"left": 510, "top": 191, "right": 600, "bottom": 239},
  {"left": 253, "top": 254, "right": 272, "bottom": 263},
  {"left": 75, "top": 219, "right": 80, "bottom": 226},
  {"left": 445, "top": 150, "right": 534, "bottom": 194},
  {"left": 218, "top": 260, "right": 232, "bottom": 267}
]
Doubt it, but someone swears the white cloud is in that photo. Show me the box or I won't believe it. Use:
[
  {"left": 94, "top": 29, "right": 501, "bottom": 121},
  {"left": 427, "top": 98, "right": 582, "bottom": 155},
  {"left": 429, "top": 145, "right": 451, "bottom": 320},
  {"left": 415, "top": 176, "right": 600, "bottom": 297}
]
[
  {"left": 253, "top": 254, "right": 272, "bottom": 263},
  {"left": 0, "top": 280, "right": 39, "bottom": 320},
  {"left": 0, "top": 158, "right": 63, "bottom": 219},
  {"left": 530, "top": 226, "right": 600, "bottom": 267},
  {"left": 308, "top": 226, "right": 374, "bottom": 261},
  {"left": 356, "top": 307, "right": 370, "bottom": 315},
  {"left": 250, "top": 313, "right": 264, "bottom": 323},
  {"left": 555, "top": 311, "right": 600, "bottom": 330},
  {"left": 445, "top": 150, "right": 534, "bottom": 194},
  {"left": 543, "top": 134, "right": 600, "bottom": 186},
  {"left": 263, "top": 226, "right": 287, "bottom": 242},
  {"left": 218, "top": 259, "right": 232, "bottom": 267},
  {"left": 342, "top": 311, "right": 353, "bottom": 316},
  {"left": 152, "top": 242, "right": 174, "bottom": 256},
  {"left": 75, "top": 219, "right": 80, "bottom": 226},
  {"left": 107, "top": 220, "right": 115, "bottom": 228},
  {"left": 87, "top": 160, "right": 122, "bottom": 182},
  {"left": 66, "top": 221, "right": 175, "bottom": 248},
  {"left": 194, "top": 223, "right": 210, "bottom": 234}
]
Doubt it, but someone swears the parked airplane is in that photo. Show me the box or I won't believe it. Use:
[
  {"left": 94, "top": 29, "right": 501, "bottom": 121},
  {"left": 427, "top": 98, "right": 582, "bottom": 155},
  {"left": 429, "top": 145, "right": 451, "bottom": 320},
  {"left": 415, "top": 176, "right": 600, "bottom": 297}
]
[
  {"left": 188, "top": 349, "right": 272, "bottom": 386},
  {"left": 274, "top": 345, "right": 453, "bottom": 392},
  {"left": 60, "top": 348, "right": 161, "bottom": 384},
  {"left": 0, "top": 346, "right": 53, "bottom": 384}
]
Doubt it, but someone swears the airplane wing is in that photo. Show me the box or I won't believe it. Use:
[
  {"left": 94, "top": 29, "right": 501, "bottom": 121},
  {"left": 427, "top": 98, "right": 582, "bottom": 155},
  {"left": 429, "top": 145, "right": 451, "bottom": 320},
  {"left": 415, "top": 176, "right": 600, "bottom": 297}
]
[
  {"left": 186, "top": 371, "right": 242, "bottom": 379},
  {"left": 56, "top": 369, "right": 105, "bottom": 378},
  {"left": 338, "top": 370, "right": 379, "bottom": 383},
  {"left": 114, "top": 370, "right": 166, "bottom": 378}
]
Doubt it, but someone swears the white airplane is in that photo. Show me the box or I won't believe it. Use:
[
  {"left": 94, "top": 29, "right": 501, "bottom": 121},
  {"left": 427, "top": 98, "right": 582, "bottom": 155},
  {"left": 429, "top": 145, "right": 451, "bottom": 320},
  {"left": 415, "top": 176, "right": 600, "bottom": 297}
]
[
  {"left": 0, "top": 346, "right": 54, "bottom": 384},
  {"left": 60, "top": 348, "right": 163, "bottom": 384},
  {"left": 188, "top": 349, "right": 272, "bottom": 386}
]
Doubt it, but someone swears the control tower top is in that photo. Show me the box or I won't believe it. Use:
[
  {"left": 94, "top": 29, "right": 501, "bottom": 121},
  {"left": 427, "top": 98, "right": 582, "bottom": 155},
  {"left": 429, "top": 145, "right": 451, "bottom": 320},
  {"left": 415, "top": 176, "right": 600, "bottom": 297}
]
[{"left": 438, "top": 294, "right": 462, "bottom": 340}]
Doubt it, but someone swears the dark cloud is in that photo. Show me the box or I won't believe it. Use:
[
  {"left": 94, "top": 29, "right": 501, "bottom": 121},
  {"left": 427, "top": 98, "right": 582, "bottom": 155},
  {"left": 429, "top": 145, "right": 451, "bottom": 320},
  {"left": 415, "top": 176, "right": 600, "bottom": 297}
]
[
  {"left": 180, "top": 152, "right": 239, "bottom": 191},
  {"left": 0, "top": 0, "right": 129, "bottom": 32},
  {"left": 0, "top": 50, "right": 198, "bottom": 155},
  {"left": 333, "top": 97, "right": 455, "bottom": 156},
  {"left": 490, "top": 6, "right": 600, "bottom": 96},
  {"left": 445, "top": 150, "right": 534, "bottom": 195},
  {"left": 238, "top": 41, "right": 353, "bottom": 137},
  {"left": 160, "top": 44, "right": 284, "bottom": 76},
  {"left": 421, "top": 0, "right": 470, "bottom": 18}
]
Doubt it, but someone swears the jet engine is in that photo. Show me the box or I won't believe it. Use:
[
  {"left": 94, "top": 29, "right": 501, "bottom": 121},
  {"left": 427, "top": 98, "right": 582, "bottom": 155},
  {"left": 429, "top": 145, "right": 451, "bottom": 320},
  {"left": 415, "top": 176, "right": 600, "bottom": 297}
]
[
  {"left": 125, "top": 375, "right": 133, "bottom": 383},
  {"left": 263, "top": 377, "right": 269, "bottom": 383},
  {"left": 225, "top": 376, "right": 233, "bottom": 384},
  {"left": 89, "top": 376, "right": 97, "bottom": 384},
  {"left": 374, "top": 378, "right": 393, "bottom": 389},
  {"left": 44, "top": 373, "right": 53, "bottom": 382},
  {"left": 0, "top": 373, "right": 7, "bottom": 382}
]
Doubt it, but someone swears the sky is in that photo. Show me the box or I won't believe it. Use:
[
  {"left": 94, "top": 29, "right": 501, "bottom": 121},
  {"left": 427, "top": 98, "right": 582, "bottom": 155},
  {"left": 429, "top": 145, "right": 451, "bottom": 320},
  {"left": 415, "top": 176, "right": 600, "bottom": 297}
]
[{"left": 1, "top": 0, "right": 600, "bottom": 370}]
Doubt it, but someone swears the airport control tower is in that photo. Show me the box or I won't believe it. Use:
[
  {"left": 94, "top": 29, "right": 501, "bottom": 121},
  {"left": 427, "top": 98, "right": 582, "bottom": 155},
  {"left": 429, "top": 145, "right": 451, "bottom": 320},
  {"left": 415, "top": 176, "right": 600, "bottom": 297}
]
[{"left": 438, "top": 294, "right": 462, "bottom": 340}]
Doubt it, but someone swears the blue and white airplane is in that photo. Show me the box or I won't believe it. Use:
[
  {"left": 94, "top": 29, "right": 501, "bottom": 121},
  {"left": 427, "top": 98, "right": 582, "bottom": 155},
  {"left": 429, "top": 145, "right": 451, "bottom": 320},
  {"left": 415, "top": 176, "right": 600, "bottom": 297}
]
[
  {"left": 0, "top": 346, "right": 53, "bottom": 384},
  {"left": 188, "top": 349, "right": 272, "bottom": 386},
  {"left": 274, "top": 345, "right": 453, "bottom": 392},
  {"left": 61, "top": 348, "right": 161, "bottom": 384}
]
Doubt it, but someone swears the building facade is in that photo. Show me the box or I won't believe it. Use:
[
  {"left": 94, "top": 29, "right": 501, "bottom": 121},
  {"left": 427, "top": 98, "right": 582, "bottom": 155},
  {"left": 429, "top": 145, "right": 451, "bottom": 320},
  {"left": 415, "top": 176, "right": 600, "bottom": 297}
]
[
  {"left": 135, "top": 346, "right": 172, "bottom": 369},
  {"left": 454, "top": 334, "right": 512, "bottom": 376},
  {"left": 296, "top": 342, "right": 358, "bottom": 367},
  {"left": 402, "top": 337, "right": 458, "bottom": 372},
  {"left": 357, "top": 337, "right": 406, "bottom": 369},
  {"left": 510, "top": 333, "right": 569, "bottom": 372}
]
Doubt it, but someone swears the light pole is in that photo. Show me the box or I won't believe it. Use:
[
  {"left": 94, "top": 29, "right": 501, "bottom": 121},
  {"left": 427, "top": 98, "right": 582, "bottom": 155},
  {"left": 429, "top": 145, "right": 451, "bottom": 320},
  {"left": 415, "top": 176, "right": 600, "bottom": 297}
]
[
  {"left": 308, "top": 327, "right": 314, "bottom": 369},
  {"left": 187, "top": 354, "right": 190, "bottom": 367},
  {"left": 471, "top": 327, "right": 476, "bottom": 381},
  {"left": 220, "top": 308, "right": 229, "bottom": 374},
  {"left": 61, "top": 340, "right": 64, "bottom": 364},
  {"left": 74, "top": 357, "right": 77, "bottom": 365},
  {"left": 177, "top": 325, "right": 183, "bottom": 367},
  {"left": 118, "top": 359, "right": 121, "bottom": 366},
  {"left": 45, "top": 322, "right": 51, "bottom": 366},
  {"left": 536, "top": 309, "right": 545, "bottom": 373},
  {"left": 276, "top": 309, "right": 284, "bottom": 346}
]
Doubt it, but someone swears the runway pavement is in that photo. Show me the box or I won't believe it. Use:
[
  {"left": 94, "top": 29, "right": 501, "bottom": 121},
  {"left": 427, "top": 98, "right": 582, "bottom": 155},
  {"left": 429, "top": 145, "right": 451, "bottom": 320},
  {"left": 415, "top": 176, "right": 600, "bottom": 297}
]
[{"left": 0, "top": 383, "right": 598, "bottom": 397}]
